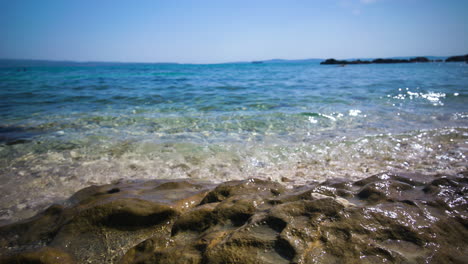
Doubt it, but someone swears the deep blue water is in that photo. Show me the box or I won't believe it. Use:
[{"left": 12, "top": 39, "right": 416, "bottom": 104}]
[{"left": 0, "top": 62, "right": 467, "bottom": 223}]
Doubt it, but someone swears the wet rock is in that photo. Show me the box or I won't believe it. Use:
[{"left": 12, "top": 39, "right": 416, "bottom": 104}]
[
  {"left": 0, "top": 179, "right": 213, "bottom": 263},
  {"left": 0, "top": 247, "right": 75, "bottom": 264},
  {"left": 199, "top": 178, "right": 285, "bottom": 204},
  {"left": 357, "top": 180, "right": 414, "bottom": 202},
  {"left": 1, "top": 172, "right": 467, "bottom": 263},
  {"left": 0, "top": 125, "right": 43, "bottom": 146}
]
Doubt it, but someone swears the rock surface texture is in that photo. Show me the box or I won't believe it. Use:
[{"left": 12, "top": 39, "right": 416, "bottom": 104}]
[{"left": 0, "top": 171, "right": 467, "bottom": 263}]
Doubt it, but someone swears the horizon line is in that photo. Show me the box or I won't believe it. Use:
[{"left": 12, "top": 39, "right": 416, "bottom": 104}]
[{"left": 0, "top": 54, "right": 464, "bottom": 66}]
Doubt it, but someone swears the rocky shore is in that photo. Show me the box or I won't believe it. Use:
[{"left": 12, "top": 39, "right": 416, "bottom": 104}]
[
  {"left": 0, "top": 171, "right": 467, "bottom": 263},
  {"left": 445, "top": 54, "right": 468, "bottom": 62},
  {"left": 320, "top": 57, "right": 431, "bottom": 65},
  {"left": 320, "top": 54, "right": 468, "bottom": 65}
]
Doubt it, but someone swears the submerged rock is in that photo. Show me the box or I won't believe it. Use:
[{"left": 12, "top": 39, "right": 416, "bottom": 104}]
[{"left": 0, "top": 172, "right": 467, "bottom": 263}]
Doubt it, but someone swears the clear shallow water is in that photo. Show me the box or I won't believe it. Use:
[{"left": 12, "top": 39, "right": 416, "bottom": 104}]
[{"left": 0, "top": 62, "right": 467, "bottom": 223}]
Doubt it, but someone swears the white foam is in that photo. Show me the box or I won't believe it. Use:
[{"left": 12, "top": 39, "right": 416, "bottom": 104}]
[{"left": 349, "top": 109, "right": 362, "bottom": 116}]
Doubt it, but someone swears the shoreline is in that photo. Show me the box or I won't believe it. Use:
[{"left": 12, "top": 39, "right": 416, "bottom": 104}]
[
  {"left": 1, "top": 127, "right": 467, "bottom": 227},
  {"left": 320, "top": 54, "right": 467, "bottom": 65}
]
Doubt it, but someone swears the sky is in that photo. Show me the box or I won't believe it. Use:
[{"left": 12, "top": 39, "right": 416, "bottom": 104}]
[{"left": 0, "top": 0, "right": 467, "bottom": 64}]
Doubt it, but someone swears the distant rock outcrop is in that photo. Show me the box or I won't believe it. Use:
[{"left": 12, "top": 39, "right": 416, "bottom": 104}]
[
  {"left": 445, "top": 54, "right": 468, "bottom": 62},
  {"left": 320, "top": 58, "right": 371, "bottom": 65},
  {"left": 321, "top": 57, "right": 431, "bottom": 65},
  {"left": 408, "top": 57, "right": 430, "bottom": 63}
]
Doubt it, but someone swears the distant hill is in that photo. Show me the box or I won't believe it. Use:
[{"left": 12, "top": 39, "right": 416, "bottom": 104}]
[
  {"left": 0, "top": 55, "right": 463, "bottom": 67},
  {"left": 320, "top": 54, "right": 468, "bottom": 65},
  {"left": 445, "top": 54, "right": 468, "bottom": 62},
  {"left": 327, "top": 56, "right": 448, "bottom": 62},
  {"left": 0, "top": 59, "right": 178, "bottom": 68},
  {"left": 388, "top": 56, "right": 448, "bottom": 61},
  {"left": 223, "top": 58, "right": 323, "bottom": 64},
  {"left": 0, "top": 58, "right": 325, "bottom": 67},
  {"left": 260, "top": 58, "right": 323, "bottom": 64},
  {"left": 321, "top": 57, "right": 437, "bottom": 65},
  {"left": 351, "top": 56, "right": 446, "bottom": 61}
]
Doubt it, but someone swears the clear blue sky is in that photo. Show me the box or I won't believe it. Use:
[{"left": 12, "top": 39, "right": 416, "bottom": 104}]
[{"left": 1, "top": 0, "right": 467, "bottom": 63}]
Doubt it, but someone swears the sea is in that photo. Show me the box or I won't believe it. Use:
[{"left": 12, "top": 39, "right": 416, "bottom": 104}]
[{"left": 0, "top": 61, "right": 467, "bottom": 224}]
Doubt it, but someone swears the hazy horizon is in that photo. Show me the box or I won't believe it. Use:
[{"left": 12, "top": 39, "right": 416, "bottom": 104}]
[
  {"left": 0, "top": 55, "right": 459, "bottom": 66},
  {"left": 1, "top": 0, "right": 467, "bottom": 64}
]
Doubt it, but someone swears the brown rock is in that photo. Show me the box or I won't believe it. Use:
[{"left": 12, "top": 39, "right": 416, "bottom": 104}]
[
  {"left": 0, "top": 247, "right": 75, "bottom": 264},
  {"left": 1, "top": 172, "right": 467, "bottom": 263}
]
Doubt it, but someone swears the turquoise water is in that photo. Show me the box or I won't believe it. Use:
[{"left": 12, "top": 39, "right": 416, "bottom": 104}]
[{"left": 1, "top": 62, "right": 467, "bottom": 223}]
